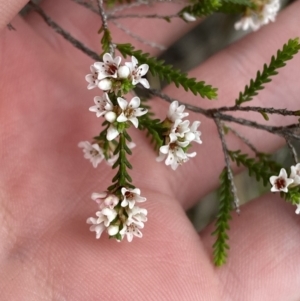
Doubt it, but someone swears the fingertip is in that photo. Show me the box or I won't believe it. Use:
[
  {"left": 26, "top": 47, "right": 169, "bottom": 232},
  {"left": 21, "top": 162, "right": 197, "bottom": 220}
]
[{"left": 0, "top": 0, "right": 28, "bottom": 30}]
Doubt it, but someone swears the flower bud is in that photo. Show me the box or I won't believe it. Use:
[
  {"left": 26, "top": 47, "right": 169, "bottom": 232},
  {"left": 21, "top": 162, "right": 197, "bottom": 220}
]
[
  {"left": 118, "top": 65, "right": 130, "bottom": 78},
  {"left": 105, "top": 111, "right": 117, "bottom": 123},
  {"left": 108, "top": 225, "right": 119, "bottom": 236},
  {"left": 183, "top": 12, "right": 196, "bottom": 22},
  {"left": 98, "top": 79, "right": 112, "bottom": 91}
]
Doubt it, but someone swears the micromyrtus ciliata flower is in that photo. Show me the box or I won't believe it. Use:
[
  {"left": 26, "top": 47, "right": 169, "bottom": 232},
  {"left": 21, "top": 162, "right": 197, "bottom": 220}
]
[
  {"left": 81, "top": 50, "right": 204, "bottom": 242},
  {"left": 87, "top": 189, "right": 148, "bottom": 242},
  {"left": 157, "top": 100, "right": 202, "bottom": 170},
  {"left": 270, "top": 168, "right": 293, "bottom": 193},
  {"left": 235, "top": 0, "right": 280, "bottom": 31}
]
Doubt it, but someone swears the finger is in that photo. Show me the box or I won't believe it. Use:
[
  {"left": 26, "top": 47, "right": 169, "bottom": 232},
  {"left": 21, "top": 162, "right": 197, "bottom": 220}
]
[
  {"left": 160, "top": 1, "right": 300, "bottom": 207},
  {"left": 201, "top": 193, "right": 300, "bottom": 300},
  {"left": 0, "top": 0, "right": 28, "bottom": 30}
]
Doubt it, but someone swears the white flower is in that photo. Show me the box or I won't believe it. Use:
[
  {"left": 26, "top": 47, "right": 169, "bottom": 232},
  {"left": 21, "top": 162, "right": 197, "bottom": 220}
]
[
  {"left": 78, "top": 141, "right": 104, "bottom": 168},
  {"left": 96, "top": 208, "right": 118, "bottom": 227},
  {"left": 157, "top": 133, "right": 196, "bottom": 170},
  {"left": 94, "top": 53, "right": 121, "bottom": 80},
  {"left": 172, "top": 119, "right": 191, "bottom": 138},
  {"left": 91, "top": 192, "right": 119, "bottom": 210},
  {"left": 234, "top": 16, "right": 260, "bottom": 31},
  {"left": 86, "top": 217, "right": 106, "bottom": 239},
  {"left": 295, "top": 204, "right": 300, "bottom": 215},
  {"left": 182, "top": 12, "right": 197, "bottom": 22},
  {"left": 234, "top": 0, "right": 280, "bottom": 31},
  {"left": 107, "top": 124, "right": 119, "bottom": 141},
  {"left": 290, "top": 163, "right": 300, "bottom": 186},
  {"left": 121, "top": 187, "right": 146, "bottom": 209},
  {"left": 127, "top": 206, "right": 148, "bottom": 227},
  {"left": 86, "top": 207, "right": 118, "bottom": 239},
  {"left": 167, "top": 101, "right": 189, "bottom": 122},
  {"left": 116, "top": 96, "right": 148, "bottom": 128},
  {"left": 119, "top": 221, "right": 144, "bottom": 242},
  {"left": 125, "top": 56, "right": 150, "bottom": 88},
  {"left": 98, "top": 78, "right": 112, "bottom": 91},
  {"left": 188, "top": 121, "right": 202, "bottom": 144},
  {"left": 85, "top": 65, "right": 100, "bottom": 90},
  {"left": 270, "top": 168, "right": 294, "bottom": 193},
  {"left": 89, "top": 93, "right": 114, "bottom": 118}
]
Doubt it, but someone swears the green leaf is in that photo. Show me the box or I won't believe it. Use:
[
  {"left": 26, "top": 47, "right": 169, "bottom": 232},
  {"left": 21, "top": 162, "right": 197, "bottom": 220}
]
[
  {"left": 179, "top": 0, "right": 222, "bottom": 18},
  {"left": 228, "top": 150, "right": 281, "bottom": 186},
  {"left": 236, "top": 38, "right": 300, "bottom": 105},
  {"left": 212, "top": 168, "right": 233, "bottom": 266},
  {"left": 116, "top": 43, "right": 218, "bottom": 100}
]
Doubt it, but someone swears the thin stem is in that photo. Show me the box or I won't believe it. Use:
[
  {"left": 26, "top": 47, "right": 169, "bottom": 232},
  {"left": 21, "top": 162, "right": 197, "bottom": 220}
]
[
  {"left": 29, "top": 1, "right": 100, "bottom": 61},
  {"left": 96, "top": 0, "right": 115, "bottom": 55},
  {"left": 226, "top": 126, "right": 260, "bottom": 155},
  {"left": 149, "top": 88, "right": 300, "bottom": 139},
  {"left": 111, "top": 20, "right": 166, "bottom": 51},
  {"left": 210, "top": 105, "right": 300, "bottom": 117},
  {"left": 285, "top": 137, "right": 298, "bottom": 164},
  {"left": 214, "top": 118, "right": 240, "bottom": 213},
  {"left": 108, "top": 13, "right": 178, "bottom": 20}
]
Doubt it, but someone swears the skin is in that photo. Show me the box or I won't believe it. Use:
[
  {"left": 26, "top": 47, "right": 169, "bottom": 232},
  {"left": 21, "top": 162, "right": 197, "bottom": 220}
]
[{"left": 0, "top": 0, "right": 300, "bottom": 300}]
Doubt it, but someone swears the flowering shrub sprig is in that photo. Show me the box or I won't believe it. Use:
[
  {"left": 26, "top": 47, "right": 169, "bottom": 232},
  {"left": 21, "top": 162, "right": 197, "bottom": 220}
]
[
  {"left": 26, "top": 0, "right": 300, "bottom": 265},
  {"left": 80, "top": 52, "right": 202, "bottom": 241}
]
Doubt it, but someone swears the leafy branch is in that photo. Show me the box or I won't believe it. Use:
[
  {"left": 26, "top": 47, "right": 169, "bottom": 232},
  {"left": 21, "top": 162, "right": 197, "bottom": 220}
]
[
  {"left": 116, "top": 43, "right": 218, "bottom": 100},
  {"left": 212, "top": 168, "right": 233, "bottom": 266},
  {"left": 228, "top": 150, "right": 281, "bottom": 186},
  {"left": 108, "top": 130, "right": 135, "bottom": 191},
  {"left": 235, "top": 38, "right": 300, "bottom": 105},
  {"left": 179, "top": 0, "right": 221, "bottom": 17}
]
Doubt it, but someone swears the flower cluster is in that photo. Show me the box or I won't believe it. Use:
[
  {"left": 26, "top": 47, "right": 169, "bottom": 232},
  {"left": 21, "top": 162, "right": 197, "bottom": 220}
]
[
  {"left": 87, "top": 188, "right": 147, "bottom": 242},
  {"left": 269, "top": 164, "right": 300, "bottom": 214},
  {"left": 157, "top": 101, "right": 202, "bottom": 170},
  {"left": 235, "top": 0, "right": 280, "bottom": 31},
  {"left": 85, "top": 53, "right": 150, "bottom": 92}
]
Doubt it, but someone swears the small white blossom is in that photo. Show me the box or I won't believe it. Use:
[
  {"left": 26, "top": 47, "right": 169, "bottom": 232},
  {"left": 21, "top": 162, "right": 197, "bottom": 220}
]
[
  {"left": 86, "top": 217, "right": 106, "bottom": 239},
  {"left": 94, "top": 53, "right": 121, "bottom": 80},
  {"left": 234, "top": 16, "right": 260, "bottom": 31},
  {"left": 270, "top": 168, "right": 294, "bottom": 193},
  {"left": 167, "top": 101, "right": 189, "bottom": 122},
  {"left": 290, "top": 163, "right": 300, "bottom": 186},
  {"left": 127, "top": 206, "right": 148, "bottom": 227},
  {"left": 116, "top": 96, "right": 148, "bottom": 128},
  {"left": 78, "top": 141, "right": 104, "bottom": 168},
  {"left": 125, "top": 56, "right": 150, "bottom": 88},
  {"left": 85, "top": 65, "right": 100, "bottom": 90},
  {"left": 157, "top": 133, "right": 196, "bottom": 170},
  {"left": 121, "top": 187, "right": 147, "bottom": 209},
  {"left": 87, "top": 207, "right": 118, "bottom": 239},
  {"left": 91, "top": 192, "right": 119, "bottom": 210},
  {"left": 234, "top": 0, "right": 280, "bottom": 31},
  {"left": 189, "top": 121, "right": 202, "bottom": 144},
  {"left": 120, "top": 222, "right": 143, "bottom": 242},
  {"left": 89, "top": 93, "right": 114, "bottom": 118},
  {"left": 172, "top": 119, "right": 191, "bottom": 138},
  {"left": 182, "top": 12, "right": 197, "bottom": 22},
  {"left": 295, "top": 204, "right": 300, "bottom": 215},
  {"left": 107, "top": 124, "right": 119, "bottom": 141}
]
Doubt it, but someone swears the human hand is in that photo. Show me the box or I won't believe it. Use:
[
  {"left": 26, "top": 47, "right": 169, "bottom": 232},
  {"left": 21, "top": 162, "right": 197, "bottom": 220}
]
[{"left": 1, "top": 1, "right": 300, "bottom": 300}]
